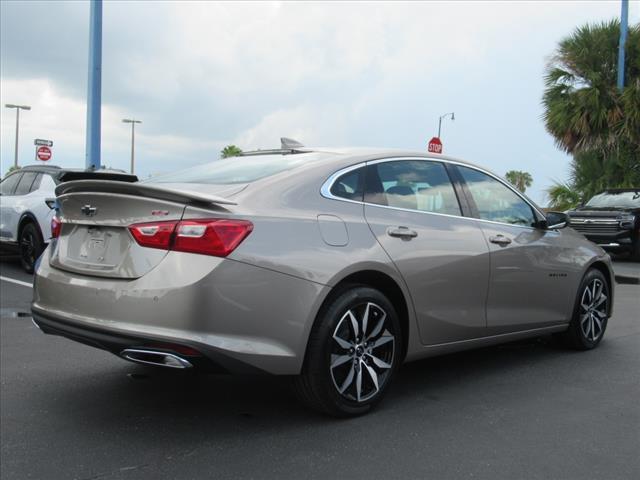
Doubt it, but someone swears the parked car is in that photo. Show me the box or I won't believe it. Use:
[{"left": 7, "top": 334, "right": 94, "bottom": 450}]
[
  {"left": 567, "top": 189, "right": 640, "bottom": 261},
  {"left": 31, "top": 144, "right": 614, "bottom": 416},
  {"left": 0, "top": 165, "right": 137, "bottom": 272}
]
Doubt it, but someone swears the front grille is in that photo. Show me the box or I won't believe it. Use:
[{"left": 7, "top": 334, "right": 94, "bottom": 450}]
[{"left": 570, "top": 218, "right": 621, "bottom": 235}]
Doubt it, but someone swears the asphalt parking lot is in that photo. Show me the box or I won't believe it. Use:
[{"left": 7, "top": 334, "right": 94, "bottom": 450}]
[{"left": 1, "top": 258, "right": 639, "bottom": 480}]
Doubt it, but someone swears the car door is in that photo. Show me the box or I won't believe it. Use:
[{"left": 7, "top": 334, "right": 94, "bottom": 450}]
[
  {"left": 0, "top": 172, "right": 23, "bottom": 242},
  {"left": 454, "top": 165, "right": 574, "bottom": 334},
  {"left": 363, "top": 158, "right": 490, "bottom": 345}
]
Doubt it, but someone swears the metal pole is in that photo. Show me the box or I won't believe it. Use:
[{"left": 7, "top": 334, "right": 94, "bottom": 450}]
[
  {"left": 85, "top": 0, "right": 103, "bottom": 170},
  {"left": 130, "top": 122, "right": 135, "bottom": 174},
  {"left": 438, "top": 117, "right": 442, "bottom": 138},
  {"left": 617, "top": 0, "right": 629, "bottom": 90},
  {"left": 14, "top": 108, "right": 20, "bottom": 168}
]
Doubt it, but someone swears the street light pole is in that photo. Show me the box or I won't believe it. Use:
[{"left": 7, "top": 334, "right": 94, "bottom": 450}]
[
  {"left": 5, "top": 104, "right": 31, "bottom": 168},
  {"left": 617, "top": 0, "right": 629, "bottom": 90},
  {"left": 438, "top": 112, "right": 455, "bottom": 139},
  {"left": 122, "top": 119, "right": 141, "bottom": 174}
]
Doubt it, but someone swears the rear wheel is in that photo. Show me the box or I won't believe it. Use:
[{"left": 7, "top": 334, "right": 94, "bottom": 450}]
[
  {"left": 560, "top": 268, "right": 610, "bottom": 350},
  {"left": 294, "top": 286, "right": 402, "bottom": 417},
  {"left": 19, "top": 222, "right": 44, "bottom": 274}
]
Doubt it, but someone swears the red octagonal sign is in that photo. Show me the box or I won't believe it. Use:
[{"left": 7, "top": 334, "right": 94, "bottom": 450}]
[
  {"left": 37, "top": 146, "right": 52, "bottom": 162},
  {"left": 428, "top": 137, "right": 442, "bottom": 154}
]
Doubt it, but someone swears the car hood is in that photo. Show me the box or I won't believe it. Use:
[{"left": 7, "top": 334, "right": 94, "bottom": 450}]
[{"left": 568, "top": 207, "right": 640, "bottom": 217}]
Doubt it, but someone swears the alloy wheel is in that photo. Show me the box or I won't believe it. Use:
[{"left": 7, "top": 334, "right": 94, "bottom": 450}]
[
  {"left": 579, "top": 278, "right": 608, "bottom": 342},
  {"left": 330, "top": 302, "right": 395, "bottom": 402}
]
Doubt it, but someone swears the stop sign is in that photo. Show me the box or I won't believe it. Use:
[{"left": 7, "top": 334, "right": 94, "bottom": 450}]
[
  {"left": 428, "top": 137, "right": 443, "bottom": 154},
  {"left": 36, "top": 146, "right": 52, "bottom": 162}
]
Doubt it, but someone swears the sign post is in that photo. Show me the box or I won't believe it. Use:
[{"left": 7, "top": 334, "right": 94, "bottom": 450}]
[{"left": 428, "top": 137, "right": 443, "bottom": 154}]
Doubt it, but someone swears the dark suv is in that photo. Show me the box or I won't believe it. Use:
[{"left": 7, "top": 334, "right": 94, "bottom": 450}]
[{"left": 567, "top": 189, "right": 640, "bottom": 261}]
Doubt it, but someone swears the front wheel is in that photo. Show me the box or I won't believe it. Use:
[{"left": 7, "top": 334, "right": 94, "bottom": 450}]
[
  {"left": 19, "top": 222, "right": 44, "bottom": 274},
  {"left": 294, "top": 286, "right": 402, "bottom": 417},
  {"left": 560, "top": 268, "right": 610, "bottom": 350}
]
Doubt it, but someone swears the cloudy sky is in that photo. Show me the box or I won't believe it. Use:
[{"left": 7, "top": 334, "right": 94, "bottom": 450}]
[{"left": 1, "top": 0, "right": 638, "bottom": 204}]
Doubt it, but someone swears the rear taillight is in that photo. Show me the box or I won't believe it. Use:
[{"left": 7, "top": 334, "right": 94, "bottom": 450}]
[
  {"left": 129, "top": 221, "right": 176, "bottom": 250},
  {"left": 128, "top": 218, "right": 253, "bottom": 257},
  {"left": 51, "top": 217, "right": 62, "bottom": 239}
]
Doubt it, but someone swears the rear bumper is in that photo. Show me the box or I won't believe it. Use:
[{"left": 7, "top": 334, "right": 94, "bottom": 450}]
[
  {"left": 32, "top": 248, "right": 329, "bottom": 375},
  {"left": 31, "top": 308, "right": 259, "bottom": 373}
]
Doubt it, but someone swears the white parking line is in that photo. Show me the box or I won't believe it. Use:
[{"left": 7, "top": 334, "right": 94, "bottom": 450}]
[{"left": 0, "top": 276, "right": 33, "bottom": 288}]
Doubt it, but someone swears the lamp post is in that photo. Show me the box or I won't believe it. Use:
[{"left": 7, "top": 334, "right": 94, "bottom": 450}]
[
  {"left": 5, "top": 104, "right": 31, "bottom": 168},
  {"left": 617, "top": 0, "right": 629, "bottom": 90},
  {"left": 438, "top": 112, "right": 455, "bottom": 139},
  {"left": 122, "top": 119, "right": 141, "bottom": 174}
]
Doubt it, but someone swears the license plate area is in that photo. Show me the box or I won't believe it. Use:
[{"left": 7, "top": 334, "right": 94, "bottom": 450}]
[{"left": 63, "top": 225, "right": 126, "bottom": 270}]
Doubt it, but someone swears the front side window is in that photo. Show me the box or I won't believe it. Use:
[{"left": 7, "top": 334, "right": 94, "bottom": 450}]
[
  {"left": 14, "top": 172, "right": 39, "bottom": 196},
  {"left": 0, "top": 172, "right": 22, "bottom": 196},
  {"left": 364, "top": 160, "right": 461, "bottom": 216},
  {"left": 330, "top": 168, "right": 364, "bottom": 201},
  {"left": 457, "top": 166, "right": 536, "bottom": 227}
]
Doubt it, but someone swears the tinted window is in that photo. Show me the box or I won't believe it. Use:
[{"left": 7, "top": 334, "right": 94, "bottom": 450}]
[
  {"left": 146, "top": 153, "right": 323, "bottom": 185},
  {"left": 586, "top": 190, "right": 640, "bottom": 208},
  {"left": 330, "top": 168, "right": 363, "bottom": 201},
  {"left": 458, "top": 166, "right": 536, "bottom": 227},
  {"left": 0, "top": 172, "right": 22, "bottom": 196},
  {"left": 14, "top": 172, "right": 39, "bottom": 195},
  {"left": 364, "top": 160, "right": 461, "bottom": 216}
]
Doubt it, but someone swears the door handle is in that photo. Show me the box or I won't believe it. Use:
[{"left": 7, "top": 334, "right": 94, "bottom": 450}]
[
  {"left": 489, "top": 235, "right": 512, "bottom": 246},
  {"left": 387, "top": 226, "right": 418, "bottom": 239}
]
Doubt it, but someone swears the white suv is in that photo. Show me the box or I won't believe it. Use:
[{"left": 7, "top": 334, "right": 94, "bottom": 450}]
[{"left": 0, "top": 165, "right": 137, "bottom": 272}]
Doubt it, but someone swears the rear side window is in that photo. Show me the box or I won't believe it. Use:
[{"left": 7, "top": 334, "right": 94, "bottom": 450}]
[
  {"left": 364, "top": 160, "right": 461, "bottom": 216},
  {"left": 457, "top": 166, "right": 536, "bottom": 227},
  {"left": 0, "top": 172, "right": 22, "bottom": 195},
  {"left": 330, "top": 168, "right": 364, "bottom": 201},
  {"left": 14, "top": 172, "right": 38, "bottom": 195}
]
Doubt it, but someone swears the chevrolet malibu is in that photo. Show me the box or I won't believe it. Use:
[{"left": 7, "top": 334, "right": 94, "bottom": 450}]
[{"left": 32, "top": 143, "right": 614, "bottom": 416}]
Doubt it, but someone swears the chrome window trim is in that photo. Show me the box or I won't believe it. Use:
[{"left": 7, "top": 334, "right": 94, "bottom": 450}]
[{"left": 320, "top": 156, "right": 546, "bottom": 231}]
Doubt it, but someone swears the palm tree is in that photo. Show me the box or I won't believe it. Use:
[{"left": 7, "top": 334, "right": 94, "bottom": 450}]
[
  {"left": 546, "top": 181, "right": 582, "bottom": 211},
  {"left": 220, "top": 145, "right": 243, "bottom": 158},
  {"left": 505, "top": 170, "right": 533, "bottom": 193},
  {"left": 543, "top": 20, "right": 640, "bottom": 155},
  {"left": 542, "top": 19, "right": 640, "bottom": 200}
]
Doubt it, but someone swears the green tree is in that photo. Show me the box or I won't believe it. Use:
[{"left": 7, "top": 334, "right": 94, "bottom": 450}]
[
  {"left": 505, "top": 170, "right": 533, "bottom": 193},
  {"left": 542, "top": 19, "right": 640, "bottom": 201},
  {"left": 546, "top": 181, "right": 582, "bottom": 211},
  {"left": 220, "top": 145, "right": 243, "bottom": 158}
]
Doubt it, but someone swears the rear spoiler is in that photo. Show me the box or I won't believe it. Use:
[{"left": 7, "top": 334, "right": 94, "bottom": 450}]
[
  {"left": 58, "top": 171, "right": 139, "bottom": 183},
  {"left": 55, "top": 180, "right": 237, "bottom": 206}
]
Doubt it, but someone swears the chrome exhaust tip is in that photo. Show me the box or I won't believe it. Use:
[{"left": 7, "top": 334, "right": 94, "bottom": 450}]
[{"left": 120, "top": 348, "right": 193, "bottom": 369}]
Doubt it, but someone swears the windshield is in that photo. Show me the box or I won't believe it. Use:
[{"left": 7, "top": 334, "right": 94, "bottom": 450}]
[
  {"left": 145, "top": 153, "right": 322, "bottom": 185},
  {"left": 585, "top": 190, "right": 640, "bottom": 209}
]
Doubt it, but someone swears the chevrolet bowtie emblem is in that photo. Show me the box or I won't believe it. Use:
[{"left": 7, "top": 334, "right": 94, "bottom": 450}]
[{"left": 81, "top": 205, "right": 97, "bottom": 216}]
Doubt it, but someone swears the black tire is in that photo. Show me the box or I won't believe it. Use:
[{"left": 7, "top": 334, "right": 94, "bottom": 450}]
[
  {"left": 293, "top": 285, "right": 402, "bottom": 417},
  {"left": 19, "top": 222, "right": 44, "bottom": 274},
  {"left": 560, "top": 268, "right": 610, "bottom": 350}
]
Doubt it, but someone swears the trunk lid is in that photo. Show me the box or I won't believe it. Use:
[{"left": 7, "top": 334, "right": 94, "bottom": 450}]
[{"left": 51, "top": 180, "right": 235, "bottom": 279}]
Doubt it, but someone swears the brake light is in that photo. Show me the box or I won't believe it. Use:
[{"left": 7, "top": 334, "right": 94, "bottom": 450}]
[
  {"left": 128, "top": 218, "right": 253, "bottom": 257},
  {"left": 129, "top": 221, "right": 176, "bottom": 250},
  {"left": 174, "top": 219, "right": 253, "bottom": 257},
  {"left": 51, "top": 217, "right": 62, "bottom": 239}
]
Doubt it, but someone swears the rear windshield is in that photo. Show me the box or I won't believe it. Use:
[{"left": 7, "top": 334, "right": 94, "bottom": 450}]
[
  {"left": 146, "top": 153, "right": 320, "bottom": 185},
  {"left": 586, "top": 191, "right": 640, "bottom": 208}
]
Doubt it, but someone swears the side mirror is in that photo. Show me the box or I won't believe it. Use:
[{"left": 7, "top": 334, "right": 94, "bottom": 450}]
[{"left": 545, "top": 211, "right": 569, "bottom": 229}]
